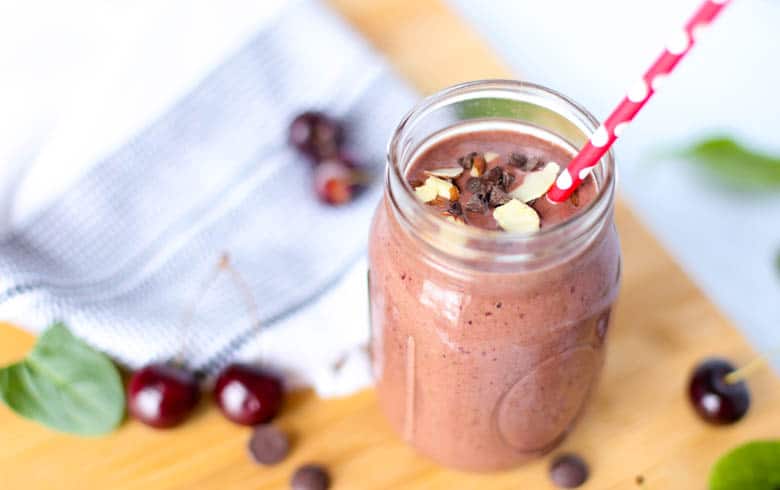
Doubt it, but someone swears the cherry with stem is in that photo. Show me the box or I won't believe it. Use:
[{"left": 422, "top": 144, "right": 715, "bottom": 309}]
[
  {"left": 213, "top": 254, "right": 283, "bottom": 426},
  {"left": 126, "top": 259, "right": 225, "bottom": 428},
  {"left": 686, "top": 352, "right": 774, "bottom": 425}
]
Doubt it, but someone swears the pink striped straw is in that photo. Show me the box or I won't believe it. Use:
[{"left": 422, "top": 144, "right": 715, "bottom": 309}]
[{"left": 547, "top": 0, "right": 732, "bottom": 203}]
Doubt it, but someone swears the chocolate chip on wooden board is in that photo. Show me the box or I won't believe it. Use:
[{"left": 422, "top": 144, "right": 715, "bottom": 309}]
[
  {"left": 248, "top": 424, "right": 290, "bottom": 466},
  {"left": 291, "top": 464, "right": 331, "bottom": 490},
  {"left": 549, "top": 453, "right": 589, "bottom": 488}
]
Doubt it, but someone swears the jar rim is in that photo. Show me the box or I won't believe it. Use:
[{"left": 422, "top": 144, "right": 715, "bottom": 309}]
[{"left": 386, "top": 79, "right": 616, "bottom": 267}]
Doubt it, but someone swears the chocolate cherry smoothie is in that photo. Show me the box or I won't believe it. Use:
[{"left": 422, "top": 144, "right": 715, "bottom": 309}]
[{"left": 368, "top": 81, "right": 620, "bottom": 471}]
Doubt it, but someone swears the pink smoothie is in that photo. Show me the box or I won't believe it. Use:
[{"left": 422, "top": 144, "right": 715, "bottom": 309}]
[{"left": 369, "top": 125, "right": 620, "bottom": 471}]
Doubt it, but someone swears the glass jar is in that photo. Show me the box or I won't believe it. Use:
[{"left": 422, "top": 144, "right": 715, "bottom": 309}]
[{"left": 368, "top": 80, "right": 620, "bottom": 471}]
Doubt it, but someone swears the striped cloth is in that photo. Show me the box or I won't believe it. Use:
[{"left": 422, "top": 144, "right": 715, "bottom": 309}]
[{"left": 0, "top": 0, "right": 416, "bottom": 397}]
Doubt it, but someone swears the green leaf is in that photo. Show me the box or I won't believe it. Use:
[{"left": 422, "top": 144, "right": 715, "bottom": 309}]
[
  {"left": 0, "top": 323, "right": 125, "bottom": 436},
  {"left": 679, "top": 137, "right": 780, "bottom": 191},
  {"left": 709, "top": 440, "right": 780, "bottom": 490}
]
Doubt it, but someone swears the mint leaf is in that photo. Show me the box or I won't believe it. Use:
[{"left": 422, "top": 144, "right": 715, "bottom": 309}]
[
  {"left": 679, "top": 137, "right": 780, "bottom": 190},
  {"left": 709, "top": 440, "right": 780, "bottom": 490},
  {"left": 0, "top": 323, "right": 125, "bottom": 436}
]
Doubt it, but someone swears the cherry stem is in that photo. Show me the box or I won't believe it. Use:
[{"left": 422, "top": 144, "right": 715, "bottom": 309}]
[
  {"left": 724, "top": 356, "right": 766, "bottom": 385},
  {"left": 218, "top": 253, "right": 261, "bottom": 331},
  {"left": 173, "top": 252, "right": 261, "bottom": 368},
  {"left": 174, "top": 257, "right": 225, "bottom": 367}
]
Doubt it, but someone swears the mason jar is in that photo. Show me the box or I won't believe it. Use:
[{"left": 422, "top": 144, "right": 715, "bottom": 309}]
[{"left": 368, "top": 80, "right": 620, "bottom": 471}]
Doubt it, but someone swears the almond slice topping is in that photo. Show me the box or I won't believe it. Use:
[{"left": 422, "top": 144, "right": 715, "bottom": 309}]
[
  {"left": 427, "top": 176, "right": 460, "bottom": 201},
  {"left": 510, "top": 161, "right": 561, "bottom": 203},
  {"left": 424, "top": 167, "right": 464, "bottom": 179},
  {"left": 484, "top": 151, "right": 500, "bottom": 164},
  {"left": 493, "top": 199, "right": 540, "bottom": 233},
  {"left": 414, "top": 176, "right": 459, "bottom": 202},
  {"left": 414, "top": 180, "right": 438, "bottom": 203},
  {"left": 470, "top": 154, "right": 487, "bottom": 177}
]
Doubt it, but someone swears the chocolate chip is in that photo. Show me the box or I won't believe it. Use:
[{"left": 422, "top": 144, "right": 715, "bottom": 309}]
[
  {"left": 549, "top": 454, "right": 589, "bottom": 488},
  {"left": 291, "top": 464, "right": 330, "bottom": 490},
  {"left": 447, "top": 201, "right": 463, "bottom": 217},
  {"left": 509, "top": 153, "right": 546, "bottom": 171},
  {"left": 488, "top": 187, "right": 511, "bottom": 207},
  {"left": 484, "top": 166, "right": 504, "bottom": 184},
  {"left": 457, "top": 152, "right": 478, "bottom": 170},
  {"left": 465, "top": 194, "right": 487, "bottom": 213},
  {"left": 248, "top": 424, "right": 290, "bottom": 466},
  {"left": 466, "top": 177, "right": 482, "bottom": 193},
  {"left": 501, "top": 169, "right": 515, "bottom": 190},
  {"left": 508, "top": 152, "right": 529, "bottom": 168}
]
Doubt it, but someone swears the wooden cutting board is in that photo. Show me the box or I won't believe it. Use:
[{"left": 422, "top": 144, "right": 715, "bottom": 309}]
[{"left": 1, "top": 1, "right": 778, "bottom": 488}]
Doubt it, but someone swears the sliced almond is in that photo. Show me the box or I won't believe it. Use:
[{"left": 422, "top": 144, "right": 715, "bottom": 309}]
[
  {"left": 510, "top": 161, "right": 561, "bottom": 203},
  {"left": 484, "top": 151, "right": 500, "bottom": 164},
  {"left": 470, "top": 154, "right": 487, "bottom": 177},
  {"left": 493, "top": 199, "right": 540, "bottom": 233},
  {"left": 426, "top": 176, "right": 459, "bottom": 201},
  {"left": 414, "top": 181, "right": 438, "bottom": 203},
  {"left": 424, "top": 167, "right": 463, "bottom": 179}
]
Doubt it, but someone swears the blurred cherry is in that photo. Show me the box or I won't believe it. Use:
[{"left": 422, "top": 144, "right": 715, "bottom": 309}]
[
  {"left": 214, "top": 363, "right": 283, "bottom": 426},
  {"left": 127, "top": 363, "right": 200, "bottom": 428},
  {"left": 688, "top": 357, "right": 750, "bottom": 425},
  {"left": 288, "top": 111, "right": 344, "bottom": 162}
]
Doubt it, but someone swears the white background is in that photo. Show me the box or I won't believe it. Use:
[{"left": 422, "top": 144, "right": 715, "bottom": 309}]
[{"left": 1, "top": 0, "right": 778, "bottom": 366}]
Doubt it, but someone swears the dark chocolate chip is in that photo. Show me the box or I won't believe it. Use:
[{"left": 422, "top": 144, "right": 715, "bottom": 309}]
[
  {"left": 508, "top": 152, "right": 528, "bottom": 168},
  {"left": 484, "top": 166, "right": 504, "bottom": 184},
  {"left": 248, "top": 424, "right": 290, "bottom": 466},
  {"left": 291, "top": 464, "right": 331, "bottom": 490},
  {"left": 466, "top": 177, "right": 482, "bottom": 193},
  {"left": 501, "top": 169, "right": 516, "bottom": 190},
  {"left": 457, "top": 152, "right": 478, "bottom": 170},
  {"left": 488, "top": 187, "right": 511, "bottom": 207},
  {"left": 447, "top": 201, "right": 464, "bottom": 217},
  {"left": 465, "top": 194, "right": 487, "bottom": 213},
  {"left": 549, "top": 453, "right": 589, "bottom": 488}
]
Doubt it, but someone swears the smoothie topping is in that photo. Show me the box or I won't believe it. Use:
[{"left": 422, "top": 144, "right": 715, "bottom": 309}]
[
  {"left": 511, "top": 161, "right": 561, "bottom": 203},
  {"left": 470, "top": 154, "right": 487, "bottom": 177},
  {"left": 424, "top": 167, "right": 464, "bottom": 179},
  {"left": 493, "top": 198, "right": 540, "bottom": 232},
  {"left": 484, "top": 151, "right": 500, "bottom": 164},
  {"left": 414, "top": 176, "right": 459, "bottom": 202},
  {"left": 509, "top": 152, "right": 544, "bottom": 171}
]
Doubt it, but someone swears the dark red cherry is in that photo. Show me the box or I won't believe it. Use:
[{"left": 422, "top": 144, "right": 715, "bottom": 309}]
[
  {"left": 214, "top": 363, "right": 283, "bottom": 426},
  {"left": 127, "top": 363, "right": 200, "bottom": 428},
  {"left": 688, "top": 358, "right": 750, "bottom": 425},
  {"left": 289, "top": 111, "right": 344, "bottom": 162}
]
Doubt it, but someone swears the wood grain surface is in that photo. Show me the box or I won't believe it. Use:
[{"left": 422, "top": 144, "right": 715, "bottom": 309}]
[{"left": 1, "top": 1, "right": 778, "bottom": 488}]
